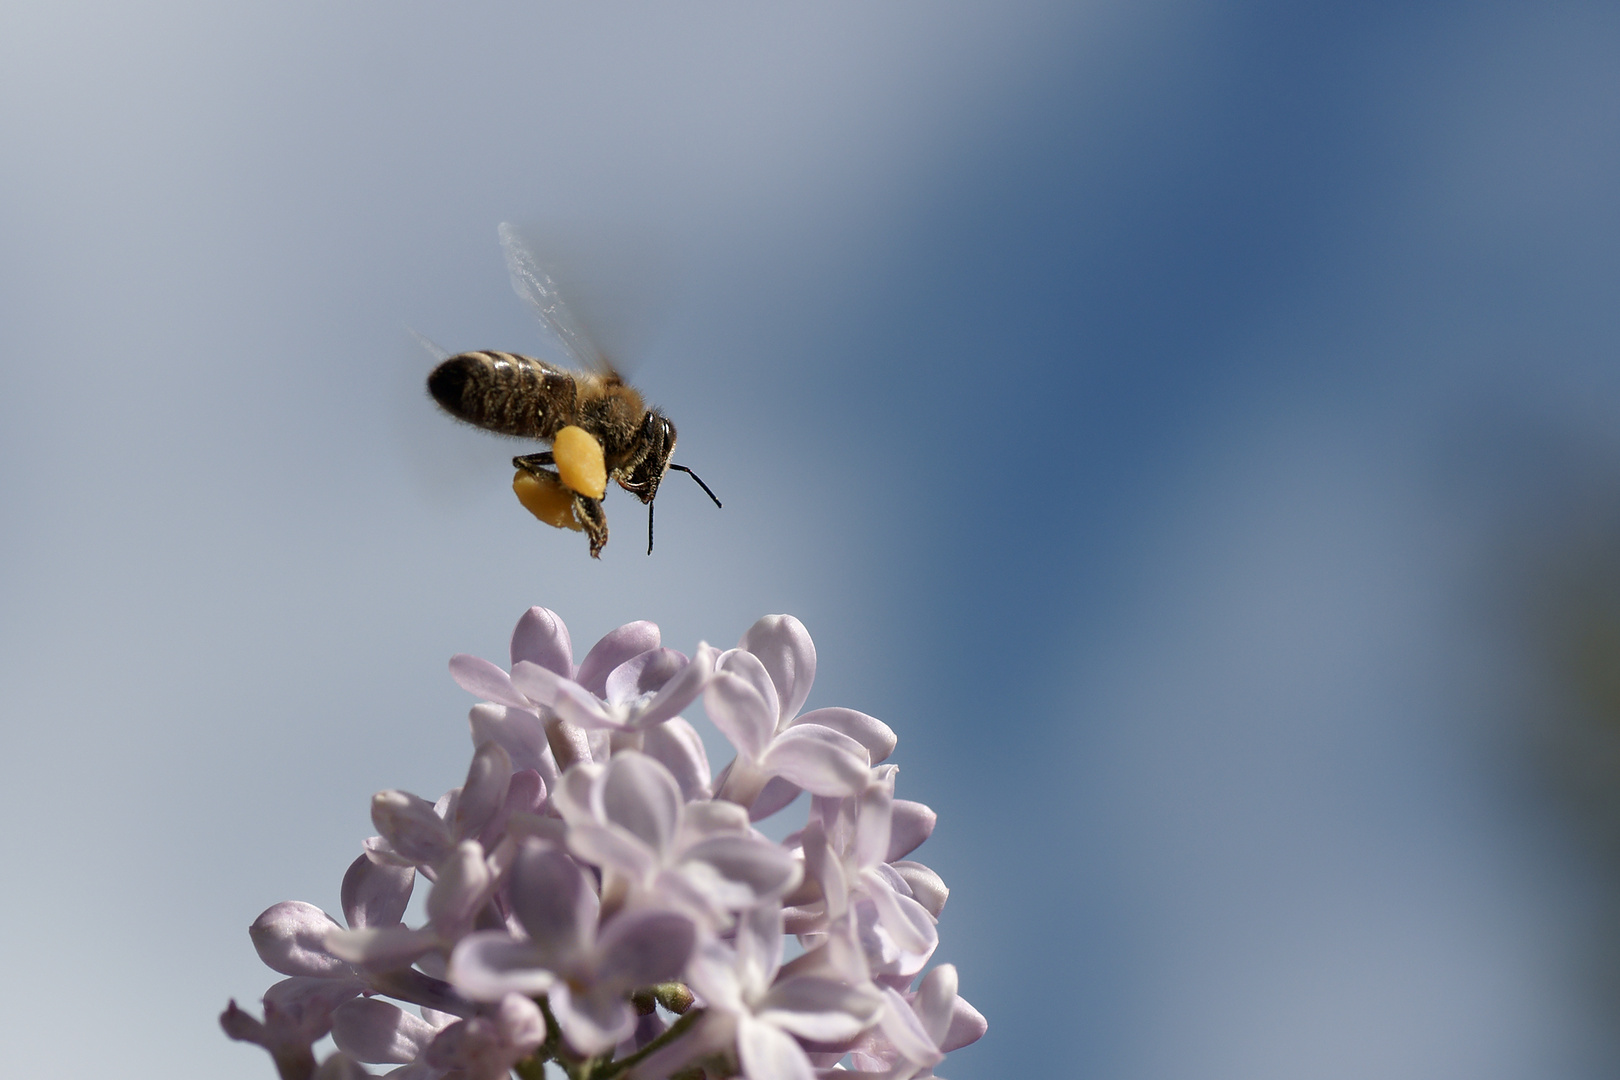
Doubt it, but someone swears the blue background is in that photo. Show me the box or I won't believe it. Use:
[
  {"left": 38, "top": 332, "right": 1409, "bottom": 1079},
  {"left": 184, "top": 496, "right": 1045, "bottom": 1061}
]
[{"left": 4, "top": 2, "right": 1620, "bottom": 1076}]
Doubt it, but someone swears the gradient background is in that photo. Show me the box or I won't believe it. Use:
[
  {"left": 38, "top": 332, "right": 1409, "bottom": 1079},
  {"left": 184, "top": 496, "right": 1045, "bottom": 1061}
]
[{"left": 4, "top": 2, "right": 1620, "bottom": 1076}]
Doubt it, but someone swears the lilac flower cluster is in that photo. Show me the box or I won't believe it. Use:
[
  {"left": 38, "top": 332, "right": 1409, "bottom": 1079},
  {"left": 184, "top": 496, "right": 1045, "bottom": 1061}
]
[{"left": 223, "top": 607, "right": 986, "bottom": 1080}]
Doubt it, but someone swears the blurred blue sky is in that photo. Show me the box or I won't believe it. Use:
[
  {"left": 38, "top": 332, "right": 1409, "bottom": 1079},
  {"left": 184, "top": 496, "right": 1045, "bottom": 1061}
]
[{"left": 3, "top": 2, "right": 1620, "bottom": 1077}]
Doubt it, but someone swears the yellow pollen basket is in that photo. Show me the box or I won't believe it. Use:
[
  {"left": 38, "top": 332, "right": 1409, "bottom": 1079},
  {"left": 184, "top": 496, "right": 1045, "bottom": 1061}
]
[
  {"left": 512, "top": 469, "right": 584, "bottom": 531},
  {"left": 553, "top": 425, "right": 607, "bottom": 499}
]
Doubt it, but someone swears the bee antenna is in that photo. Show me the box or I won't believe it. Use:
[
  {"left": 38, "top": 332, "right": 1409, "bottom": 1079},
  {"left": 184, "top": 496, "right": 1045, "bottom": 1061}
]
[{"left": 669, "top": 464, "right": 723, "bottom": 509}]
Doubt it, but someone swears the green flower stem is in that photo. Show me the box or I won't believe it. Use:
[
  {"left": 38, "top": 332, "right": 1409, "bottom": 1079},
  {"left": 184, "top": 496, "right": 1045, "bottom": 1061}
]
[
  {"left": 512, "top": 1055, "right": 550, "bottom": 1080},
  {"left": 592, "top": 1007, "right": 706, "bottom": 1080},
  {"left": 513, "top": 996, "right": 706, "bottom": 1080}
]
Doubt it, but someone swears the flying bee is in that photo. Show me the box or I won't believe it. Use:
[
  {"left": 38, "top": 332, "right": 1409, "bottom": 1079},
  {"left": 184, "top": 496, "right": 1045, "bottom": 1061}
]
[{"left": 426, "top": 224, "right": 721, "bottom": 558}]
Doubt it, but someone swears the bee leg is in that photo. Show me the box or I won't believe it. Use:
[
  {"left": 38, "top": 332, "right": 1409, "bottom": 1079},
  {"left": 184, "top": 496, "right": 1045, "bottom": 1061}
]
[
  {"left": 518, "top": 452, "right": 606, "bottom": 557},
  {"left": 575, "top": 494, "right": 608, "bottom": 559}
]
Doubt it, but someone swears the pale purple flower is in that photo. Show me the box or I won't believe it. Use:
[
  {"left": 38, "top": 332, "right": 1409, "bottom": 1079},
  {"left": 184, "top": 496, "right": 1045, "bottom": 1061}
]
[
  {"left": 246, "top": 856, "right": 471, "bottom": 1015},
  {"left": 421, "top": 993, "right": 548, "bottom": 1080},
  {"left": 445, "top": 606, "right": 581, "bottom": 715},
  {"left": 330, "top": 997, "right": 453, "bottom": 1073},
  {"left": 552, "top": 750, "right": 802, "bottom": 930},
  {"left": 220, "top": 980, "right": 352, "bottom": 1080},
  {"left": 449, "top": 838, "right": 698, "bottom": 1056},
  {"left": 633, "top": 902, "right": 884, "bottom": 1080},
  {"left": 510, "top": 640, "right": 716, "bottom": 736},
  {"left": 228, "top": 855, "right": 469, "bottom": 1076},
  {"left": 452, "top": 606, "right": 713, "bottom": 739},
  {"left": 796, "top": 768, "right": 940, "bottom": 984},
  {"left": 361, "top": 740, "right": 525, "bottom": 873},
  {"left": 449, "top": 606, "right": 607, "bottom": 773},
  {"left": 326, "top": 837, "right": 512, "bottom": 974},
  {"left": 330, "top": 993, "right": 544, "bottom": 1080},
  {"left": 705, "top": 615, "right": 897, "bottom": 815},
  {"left": 822, "top": 965, "right": 987, "bottom": 1080},
  {"left": 226, "top": 605, "right": 984, "bottom": 1080}
]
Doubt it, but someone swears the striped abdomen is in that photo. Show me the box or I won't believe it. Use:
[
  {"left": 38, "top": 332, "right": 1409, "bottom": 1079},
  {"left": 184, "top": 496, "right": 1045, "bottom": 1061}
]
[{"left": 427, "top": 351, "right": 578, "bottom": 440}]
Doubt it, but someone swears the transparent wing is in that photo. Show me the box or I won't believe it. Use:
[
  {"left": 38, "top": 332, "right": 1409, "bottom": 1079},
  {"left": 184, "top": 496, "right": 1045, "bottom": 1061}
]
[
  {"left": 407, "top": 326, "right": 451, "bottom": 361},
  {"left": 499, "top": 221, "right": 614, "bottom": 376}
]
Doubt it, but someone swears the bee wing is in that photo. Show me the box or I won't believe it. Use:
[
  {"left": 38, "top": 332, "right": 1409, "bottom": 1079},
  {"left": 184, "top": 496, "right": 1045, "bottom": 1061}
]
[
  {"left": 499, "top": 222, "right": 618, "bottom": 377},
  {"left": 407, "top": 326, "right": 451, "bottom": 361}
]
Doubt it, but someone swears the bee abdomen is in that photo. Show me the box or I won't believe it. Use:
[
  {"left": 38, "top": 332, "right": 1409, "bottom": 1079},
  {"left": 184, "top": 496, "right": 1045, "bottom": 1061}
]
[{"left": 428, "top": 351, "right": 574, "bottom": 440}]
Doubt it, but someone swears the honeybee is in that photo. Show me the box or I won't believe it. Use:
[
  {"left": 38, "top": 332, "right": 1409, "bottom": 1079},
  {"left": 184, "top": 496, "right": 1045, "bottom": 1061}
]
[{"left": 426, "top": 224, "right": 720, "bottom": 558}]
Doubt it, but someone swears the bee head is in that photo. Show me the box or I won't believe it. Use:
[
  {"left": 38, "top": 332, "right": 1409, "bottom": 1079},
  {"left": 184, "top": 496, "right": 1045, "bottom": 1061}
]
[
  {"left": 628, "top": 411, "right": 720, "bottom": 555},
  {"left": 622, "top": 411, "right": 677, "bottom": 504}
]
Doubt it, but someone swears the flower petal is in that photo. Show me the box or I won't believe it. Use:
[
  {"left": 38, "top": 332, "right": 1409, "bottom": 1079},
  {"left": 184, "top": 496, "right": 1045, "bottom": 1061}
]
[
  {"left": 479, "top": 767, "right": 548, "bottom": 849},
  {"left": 891, "top": 860, "right": 948, "bottom": 918},
  {"left": 467, "top": 705, "right": 557, "bottom": 787},
  {"left": 758, "top": 974, "right": 885, "bottom": 1042},
  {"left": 736, "top": 1013, "right": 816, "bottom": 1080},
  {"left": 855, "top": 881, "right": 938, "bottom": 976},
  {"left": 547, "top": 982, "right": 634, "bottom": 1058},
  {"left": 367, "top": 967, "right": 478, "bottom": 1018},
  {"left": 629, "top": 643, "right": 715, "bottom": 728},
  {"left": 507, "top": 840, "right": 598, "bottom": 965},
  {"left": 685, "top": 940, "right": 746, "bottom": 1015},
  {"left": 680, "top": 798, "right": 750, "bottom": 839},
  {"left": 911, "top": 964, "right": 957, "bottom": 1047},
  {"left": 509, "top": 606, "right": 573, "bottom": 677},
  {"left": 747, "top": 775, "right": 802, "bottom": 821},
  {"left": 251, "top": 901, "right": 348, "bottom": 977},
  {"left": 704, "top": 669, "right": 776, "bottom": 762},
  {"left": 257, "top": 976, "right": 366, "bottom": 1047},
  {"left": 504, "top": 660, "right": 561, "bottom": 709},
  {"left": 340, "top": 853, "right": 414, "bottom": 931},
  {"left": 513, "top": 661, "right": 620, "bottom": 729},
  {"left": 312, "top": 1051, "right": 371, "bottom": 1080},
  {"left": 871, "top": 986, "right": 943, "bottom": 1071},
  {"left": 222, "top": 979, "right": 354, "bottom": 1058},
  {"left": 642, "top": 716, "right": 712, "bottom": 802},
  {"left": 448, "top": 654, "right": 531, "bottom": 709},
  {"left": 942, "top": 992, "right": 988, "bottom": 1052},
  {"left": 324, "top": 924, "right": 437, "bottom": 971},
  {"left": 447, "top": 932, "right": 555, "bottom": 1002},
  {"left": 735, "top": 901, "right": 785, "bottom": 996},
  {"left": 792, "top": 708, "right": 896, "bottom": 764},
  {"left": 262, "top": 975, "right": 366, "bottom": 1018},
  {"left": 575, "top": 621, "right": 660, "bottom": 696},
  {"left": 800, "top": 822, "right": 850, "bottom": 923},
  {"left": 370, "top": 791, "right": 454, "bottom": 867},
  {"left": 594, "top": 907, "right": 697, "bottom": 989},
  {"left": 717, "top": 649, "right": 780, "bottom": 726},
  {"left": 853, "top": 778, "right": 894, "bottom": 872},
  {"left": 759, "top": 725, "right": 871, "bottom": 798},
  {"left": 426, "top": 840, "right": 493, "bottom": 932},
  {"left": 604, "top": 647, "right": 686, "bottom": 705},
  {"left": 565, "top": 820, "right": 660, "bottom": 884},
  {"left": 737, "top": 614, "right": 817, "bottom": 725},
  {"left": 680, "top": 835, "right": 803, "bottom": 910},
  {"left": 331, "top": 997, "right": 438, "bottom": 1064},
  {"left": 600, "top": 751, "right": 681, "bottom": 854},
  {"left": 494, "top": 993, "right": 548, "bottom": 1054},
  {"left": 885, "top": 800, "right": 936, "bottom": 862},
  {"left": 454, "top": 741, "right": 513, "bottom": 841}
]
